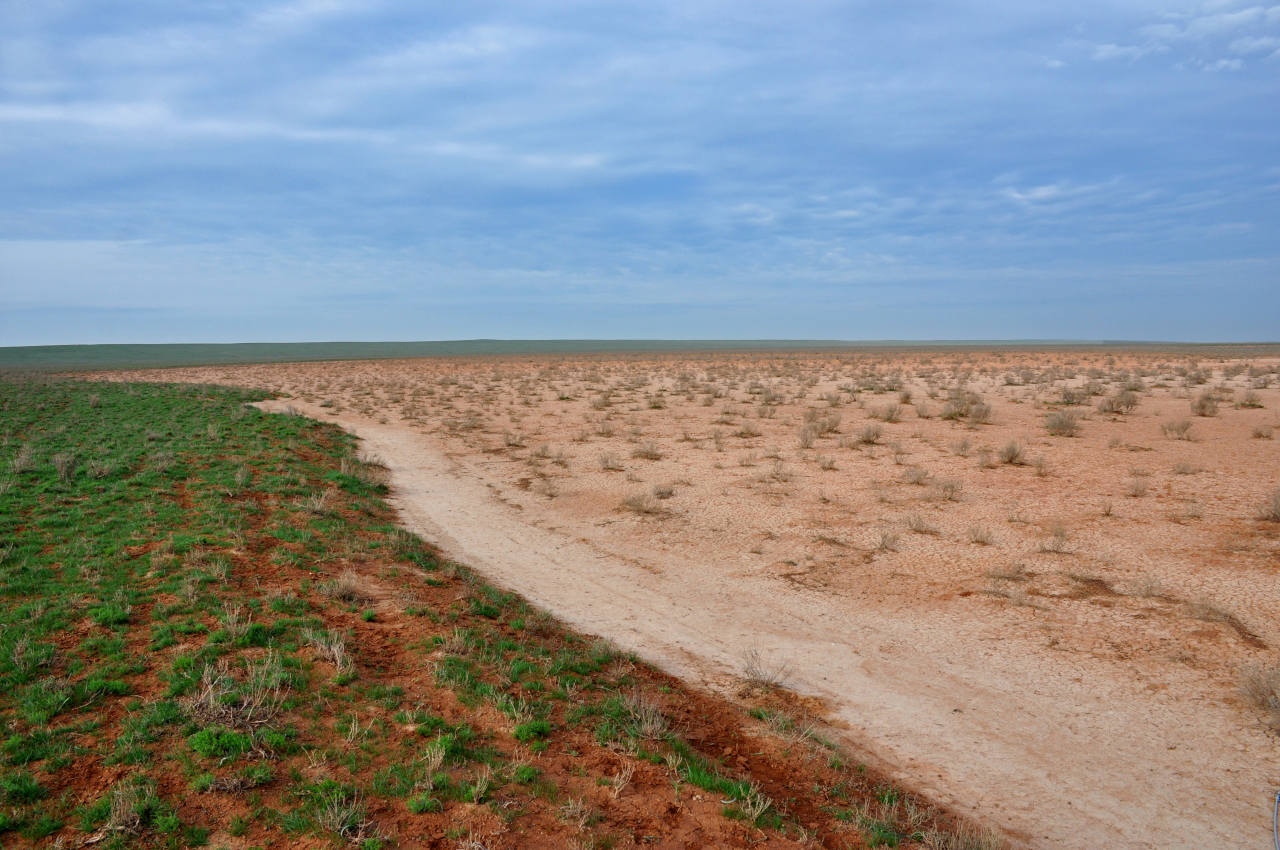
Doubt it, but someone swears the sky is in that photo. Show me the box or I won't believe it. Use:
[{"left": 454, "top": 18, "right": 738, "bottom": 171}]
[{"left": 1, "top": 0, "right": 1278, "bottom": 345}]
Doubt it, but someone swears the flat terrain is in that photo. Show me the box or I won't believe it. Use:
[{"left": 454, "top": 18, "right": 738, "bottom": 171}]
[
  {"left": 0, "top": 377, "right": 999, "bottom": 848},
  {"left": 102, "top": 349, "right": 1280, "bottom": 847}
]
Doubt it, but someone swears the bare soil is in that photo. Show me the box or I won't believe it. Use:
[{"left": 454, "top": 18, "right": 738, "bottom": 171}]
[{"left": 104, "top": 348, "right": 1280, "bottom": 848}]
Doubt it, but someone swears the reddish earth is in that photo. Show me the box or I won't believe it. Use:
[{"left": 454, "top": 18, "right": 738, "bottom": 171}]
[{"left": 102, "top": 347, "right": 1280, "bottom": 848}]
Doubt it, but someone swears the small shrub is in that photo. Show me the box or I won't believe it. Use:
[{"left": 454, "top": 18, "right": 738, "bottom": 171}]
[
  {"left": 742, "top": 649, "right": 789, "bottom": 689},
  {"left": 51, "top": 452, "right": 77, "bottom": 483},
  {"left": 1240, "top": 664, "right": 1280, "bottom": 730},
  {"left": 906, "top": 513, "right": 938, "bottom": 535},
  {"left": 998, "top": 441, "right": 1025, "bottom": 465},
  {"left": 326, "top": 570, "right": 375, "bottom": 603},
  {"left": 1190, "top": 393, "right": 1218, "bottom": 417},
  {"left": 1162, "top": 419, "right": 1193, "bottom": 440},
  {"left": 622, "top": 493, "right": 661, "bottom": 514},
  {"left": 1098, "top": 390, "right": 1139, "bottom": 415},
  {"left": 1237, "top": 390, "right": 1263, "bottom": 409},
  {"left": 902, "top": 466, "right": 929, "bottom": 486},
  {"left": 1258, "top": 488, "right": 1280, "bottom": 523},
  {"left": 631, "top": 441, "right": 663, "bottom": 461},
  {"left": 1045, "top": 410, "right": 1079, "bottom": 437}
]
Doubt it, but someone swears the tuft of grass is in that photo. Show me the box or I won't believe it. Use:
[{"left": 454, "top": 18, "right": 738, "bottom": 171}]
[
  {"left": 1044, "top": 410, "right": 1079, "bottom": 437},
  {"left": 742, "top": 649, "right": 790, "bottom": 689},
  {"left": 997, "top": 441, "right": 1025, "bottom": 465},
  {"left": 858, "top": 424, "right": 883, "bottom": 445},
  {"left": 1240, "top": 664, "right": 1280, "bottom": 730},
  {"left": 1190, "top": 392, "right": 1218, "bottom": 417},
  {"left": 631, "top": 441, "right": 663, "bottom": 461},
  {"left": 621, "top": 492, "right": 662, "bottom": 515},
  {"left": 1258, "top": 488, "right": 1280, "bottom": 522}
]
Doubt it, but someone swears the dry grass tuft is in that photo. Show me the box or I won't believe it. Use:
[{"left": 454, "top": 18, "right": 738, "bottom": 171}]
[
  {"left": 622, "top": 492, "right": 662, "bottom": 514},
  {"left": 742, "top": 648, "right": 791, "bottom": 689},
  {"left": 325, "top": 569, "right": 376, "bottom": 603},
  {"left": 1258, "top": 488, "right": 1280, "bottom": 522},
  {"left": 1045, "top": 410, "right": 1080, "bottom": 437},
  {"left": 1239, "top": 664, "right": 1280, "bottom": 730}
]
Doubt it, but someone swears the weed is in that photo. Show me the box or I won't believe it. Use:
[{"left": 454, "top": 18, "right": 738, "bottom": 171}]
[{"left": 742, "top": 649, "right": 790, "bottom": 689}]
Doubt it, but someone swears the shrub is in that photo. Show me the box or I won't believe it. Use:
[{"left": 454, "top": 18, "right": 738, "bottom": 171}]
[
  {"left": 1259, "top": 488, "right": 1280, "bottom": 523},
  {"left": 1237, "top": 390, "right": 1263, "bottom": 409},
  {"left": 1098, "top": 390, "right": 1138, "bottom": 414},
  {"left": 622, "top": 493, "right": 661, "bottom": 514},
  {"left": 998, "top": 441, "right": 1025, "bottom": 465},
  {"left": 1190, "top": 392, "right": 1218, "bottom": 417},
  {"left": 1240, "top": 664, "right": 1280, "bottom": 730},
  {"left": 1162, "top": 419, "right": 1193, "bottom": 440},
  {"left": 1045, "top": 410, "right": 1079, "bottom": 437},
  {"left": 631, "top": 441, "right": 663, "bottom": 460}
]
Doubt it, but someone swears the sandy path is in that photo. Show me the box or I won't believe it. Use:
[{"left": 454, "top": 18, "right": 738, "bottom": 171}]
[{"left": 259, "top": 400, "right": 1275, "bottom": 849}]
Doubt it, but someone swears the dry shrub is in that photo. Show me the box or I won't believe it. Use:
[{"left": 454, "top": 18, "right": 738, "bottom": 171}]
[
  {"left": 303, "top": 627, "right": 353, "bottom": 672},
  {"left": 742, "top": 648, "right": 790, "bottom": 689},
  {"left": 1162, "top": 419, "right": 1193, "bottom": 440},
  {"left": 1240, "top": 664, "right": 1280, "bottom": 730},
  {"left": 998, "top": 441, "right": 1025, "bottom": 465},
  {"left": 931, "top": 479, "right": 962, "bottom": 501},
  {"left": 1098, "top": 390, "right": 1139, "bottom": 414},
  {"left": 622, "top": 689, "right": 668, "bottom": 740},
  {"left": 325, "top": 569, "right": 376, "bottom": 603},
  {"left": 631, "top": 440, "right": 663, "bottom": 460},
  {"left": 1190, "top": 392, "right": 1218, "bottom": 417},
  {"left": 1045, "top": 410, "right": 1080, "bottom": 437},
  {"left": 182, "top": 653, "right": 286, "bottom": 731},
  {"left": 1258, "top": 488, "right": 1280, "bottom": 522},
  {"left": 622, "top": 492, "right": 661, "bottom": 514}
]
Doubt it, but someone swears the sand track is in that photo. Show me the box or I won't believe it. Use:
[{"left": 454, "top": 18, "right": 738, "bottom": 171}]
[{"left": 256, "top": 399, "right": 1276, "bottom": 849}]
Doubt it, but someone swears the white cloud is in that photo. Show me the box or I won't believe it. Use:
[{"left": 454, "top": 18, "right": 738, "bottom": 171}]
[
  {"left": 1091, "top": 43, "right": 1166, "bottom": 61},
  {"left": 1229, "top": 34, "right": 1280, "bottom": 52}
]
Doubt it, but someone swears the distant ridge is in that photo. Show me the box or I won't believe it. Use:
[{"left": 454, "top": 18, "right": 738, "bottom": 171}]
[{"left": 2, "top": 339, "right": 1278, "bottom": 371}]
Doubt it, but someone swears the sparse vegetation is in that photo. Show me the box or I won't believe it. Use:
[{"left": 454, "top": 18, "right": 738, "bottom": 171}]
[
  {"left": 0, "top": 377, "right": 1009, "bottom": 849},
  {"left": 29, "top": 346, "right": 1280, "bottom": 848}
]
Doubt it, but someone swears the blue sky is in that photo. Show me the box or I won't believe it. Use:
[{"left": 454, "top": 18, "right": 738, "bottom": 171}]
[{"left": 1, "top": 0, "right": 1278, "bottom": 345}]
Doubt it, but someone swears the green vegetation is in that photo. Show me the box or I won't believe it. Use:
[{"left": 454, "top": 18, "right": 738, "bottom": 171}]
[{"left": 0, "top": 376, "right": 994, "bottom": 848}]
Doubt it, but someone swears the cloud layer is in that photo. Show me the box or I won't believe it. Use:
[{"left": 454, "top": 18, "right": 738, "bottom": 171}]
[{"left": 2, "top": 1, "right": 1277, "bottom": 343}]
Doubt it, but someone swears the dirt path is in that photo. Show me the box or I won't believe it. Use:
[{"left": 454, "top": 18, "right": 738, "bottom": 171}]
[{"left": 258, "top": 400, "right": 1276, "bottom": 849}]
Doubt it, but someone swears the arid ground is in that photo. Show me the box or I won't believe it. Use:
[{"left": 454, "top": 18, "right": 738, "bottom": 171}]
[{"left": 104, "top": 348, "right": 1280, "bottom": 848}]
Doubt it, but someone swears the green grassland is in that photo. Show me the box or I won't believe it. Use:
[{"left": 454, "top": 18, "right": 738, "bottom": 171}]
[{"left": 0, "top": 377, "right": 995, "bottom": 849}]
